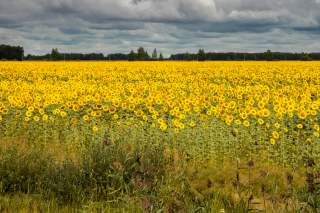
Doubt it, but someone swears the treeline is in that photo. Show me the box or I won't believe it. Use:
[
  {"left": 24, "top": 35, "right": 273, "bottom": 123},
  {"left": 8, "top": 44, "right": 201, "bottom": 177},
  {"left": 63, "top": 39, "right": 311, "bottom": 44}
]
[
  {"left": 25, "top": 48, "right": 105, "bottom": 61},
  {"left": 170, "top": 49, "right": 320, "bottom": 61},
  {"left": 17, "top": 49, "right": 320, "bottom": 61},
  {"left": 25, "top": 47, "right": 164, "bottom": 61},
  {"left": 107, "top": 47, "right": 164, "bottom": 61},
  {"left": 0, "top": 44, "right": 24, "bottom": 61},
  {"left": 1, "top": 44, "right": 320, "bottom": 61}
]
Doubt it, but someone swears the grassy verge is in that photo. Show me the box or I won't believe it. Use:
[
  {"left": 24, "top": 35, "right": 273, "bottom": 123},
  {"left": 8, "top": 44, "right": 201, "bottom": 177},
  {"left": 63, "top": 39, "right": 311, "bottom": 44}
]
[
  {"left": 0, "top": 118, "right": 319, "bottom": 212},
  {"left": 0, "top": 134, "right": 319, "bottom": 212}
]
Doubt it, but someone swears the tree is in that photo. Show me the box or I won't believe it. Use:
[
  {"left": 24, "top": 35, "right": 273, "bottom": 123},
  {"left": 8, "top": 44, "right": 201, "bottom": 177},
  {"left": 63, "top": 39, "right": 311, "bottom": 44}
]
[
  {"left": 197, "top": 49, "right": 206, "bottom": 61},
  {"left": 137, "top": 47, "right": 144, "bottom": 60},
  {"left": 128, "top": 50, "right": 136, "bottom": 61},
  {"left": 265, "top": 50, "right": 273, "bottom": 61},
  {"left": 0, "top": 44, "right": 24, "bottom": 61},
  {"left": 152, "top": 48, "right": 158, "bottom": 60},
  {"left": 159, "top": 53, "right": 164, "bottom": 61},
  {"left": 137, "top": 47, "right": 149, "bottom": 60},
  {"left": 301, "top": 53, "right": 312, "bottom": 61},
  {"left": 51, "top": 48, "right": 62, "bottom": 60},
  {"left": 107, "top": 53, "right": 128, "bottom": 61}
]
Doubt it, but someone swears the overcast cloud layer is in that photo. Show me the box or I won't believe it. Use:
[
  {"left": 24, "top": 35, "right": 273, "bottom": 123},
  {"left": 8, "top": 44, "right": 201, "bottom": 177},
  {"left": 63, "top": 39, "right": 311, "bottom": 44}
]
[{"left": 0, "top": 0, "right": 320, "bottom": 55}]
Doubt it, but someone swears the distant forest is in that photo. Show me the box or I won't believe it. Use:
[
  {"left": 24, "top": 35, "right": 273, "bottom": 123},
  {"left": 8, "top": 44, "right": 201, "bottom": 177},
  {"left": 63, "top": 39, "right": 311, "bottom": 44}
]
[
  {"left": 1, "top": 44, "right": 320, "bottom": 61},
  {"left": 0, "top": 44, "right": 24, "bottom": 61}
]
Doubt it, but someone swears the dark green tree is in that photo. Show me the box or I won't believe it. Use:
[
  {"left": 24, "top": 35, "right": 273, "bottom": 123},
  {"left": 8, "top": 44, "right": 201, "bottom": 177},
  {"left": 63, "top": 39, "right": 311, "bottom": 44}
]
[
  {"left": 137, "top": 47, "right": 149, "bottom": 60},
  {"left": 197, "top": 49, "right": 206, "bottom": 61},
  {"left": 152, "top": 48, "right": 158, "bottom": 60},
  {"left": 159, "top": 53, "right": 164, "bottom": 61},
  {"left": 128, "top": 50, "right": 136, "bottom": 61},
  {"left": 301, "top": 53, "right": 312, "bottom": 61},
  {"left": 265, "top": 50, "right": 273, "bottom": 61},
  {"left": 0, "top": 44, "right": 24, "bottom": 61},
  {"left": 51, "top": 48, "right": 62, "bottom": 60}
]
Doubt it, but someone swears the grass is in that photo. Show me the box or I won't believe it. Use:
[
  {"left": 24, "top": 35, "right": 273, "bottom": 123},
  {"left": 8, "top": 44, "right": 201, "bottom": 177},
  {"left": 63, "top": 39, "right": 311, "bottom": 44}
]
[{"left": 0, "top": 119, "right": 320, "bottom": 212}]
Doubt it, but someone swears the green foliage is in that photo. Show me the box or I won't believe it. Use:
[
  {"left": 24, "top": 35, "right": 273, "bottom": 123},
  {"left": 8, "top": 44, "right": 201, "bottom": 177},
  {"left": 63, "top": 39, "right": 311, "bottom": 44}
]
[
  {"left": 159, "top": 53, "right": 164, "bottom": 61},
  {"left": 0, "top": 145, "right": 53, "bottom": 193},
  {"left": 137, "top": 47, "right": 150, "bottom": 60},
  {"left": 198, "top": 49, "right": 206, "bottom": 61},
  {"left": 0, "top": 44, "right": 24, "bottom": 61},
  {"left": 1, "top": 120, "right": 320, "bottom": 212},
  {"left": 265, "top": 49, "right": 273, "bottom": 61},
  {"left": 152, "top": 48, "right": 158, "bottom": 59},
  {"left": 51, "top": 48, "right": 63, "bottom": 61},
  {"left": 301, "top": 53, "right": 312, "bottom": 61}
]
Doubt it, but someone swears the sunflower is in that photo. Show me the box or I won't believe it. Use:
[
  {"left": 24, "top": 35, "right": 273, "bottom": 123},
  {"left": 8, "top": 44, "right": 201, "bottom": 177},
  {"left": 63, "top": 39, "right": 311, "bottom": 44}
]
[
  {"left": 189, "top": 120, "right": 196, "bottom": 128},
  {"left": 258, "top": 118, "right": 264, "bottom": 125},
  {"left": 33, "top": 116, "right": 40, "bottom": 122},
  {"left": 92, "top": 125, "right": 99, "bottom": 132},
  {"left": 297, "top": 124, "right": 303, "bottom": 129},
  {"left": 272, "top": 131, "right": 280, "bottom": 139},
  {"left": 270, "top": 138, "right": 276, "bottom": 145},
  {"left": 83, "top": 115, "right": 89, "bottom": 121},
  {"left": 42, "top": 114, "right": 49, "bottom": 121},
  {"left": 243, "top": 120, "right": 250, "bottom": 127},
  {"left": 159, "top": 123, "right": 167, "bottom": 131}
]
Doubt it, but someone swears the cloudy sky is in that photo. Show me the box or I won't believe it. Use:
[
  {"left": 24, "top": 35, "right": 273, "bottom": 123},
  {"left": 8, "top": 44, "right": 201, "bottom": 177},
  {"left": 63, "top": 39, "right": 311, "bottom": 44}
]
[{"left": 0, "top": 0, "right": 320, "bottom": 55}]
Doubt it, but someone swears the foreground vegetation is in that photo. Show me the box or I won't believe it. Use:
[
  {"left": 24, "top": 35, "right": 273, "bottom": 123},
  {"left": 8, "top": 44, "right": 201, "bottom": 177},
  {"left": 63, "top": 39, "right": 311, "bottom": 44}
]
[
  {"left": 1, "top": 124, "right": 319, "bottom": 212},
  {"left": 0, "top": 61, "right": 320, "bottom": 212}
]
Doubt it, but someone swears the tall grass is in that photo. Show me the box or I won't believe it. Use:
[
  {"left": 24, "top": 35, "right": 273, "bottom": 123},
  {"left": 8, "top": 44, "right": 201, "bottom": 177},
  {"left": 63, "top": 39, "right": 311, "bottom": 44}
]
[{"left": 1, "top": 121, "right": 319, "bottom": 212}]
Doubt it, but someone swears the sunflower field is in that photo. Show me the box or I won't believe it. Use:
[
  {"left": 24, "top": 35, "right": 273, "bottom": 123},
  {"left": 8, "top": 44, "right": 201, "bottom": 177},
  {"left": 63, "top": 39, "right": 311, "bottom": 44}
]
[{"left": 1, "top": 61, "right": 320, "bottom": 212}]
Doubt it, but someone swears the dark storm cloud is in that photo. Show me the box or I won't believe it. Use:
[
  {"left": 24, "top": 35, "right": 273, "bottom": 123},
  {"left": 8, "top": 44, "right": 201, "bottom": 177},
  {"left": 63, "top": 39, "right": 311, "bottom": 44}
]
[{"left": 0, "top": 0, "right": 319, "bottom": 55}]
